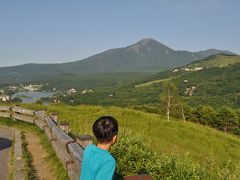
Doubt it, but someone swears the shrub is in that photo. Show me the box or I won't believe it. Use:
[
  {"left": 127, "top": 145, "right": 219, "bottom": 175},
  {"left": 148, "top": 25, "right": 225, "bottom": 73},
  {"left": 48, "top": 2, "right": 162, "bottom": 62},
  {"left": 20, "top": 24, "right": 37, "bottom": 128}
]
[{"left": 111, "top": 128, "right": 206, "bottom": 179}]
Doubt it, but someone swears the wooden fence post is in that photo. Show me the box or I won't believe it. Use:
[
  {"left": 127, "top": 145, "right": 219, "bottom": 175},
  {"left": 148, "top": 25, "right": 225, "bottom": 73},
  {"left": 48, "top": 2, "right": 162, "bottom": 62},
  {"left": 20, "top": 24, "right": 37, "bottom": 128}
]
[
  {"left": 77, "top": 135, "right": 93, "bottom": 149},
  {"left": 50, "top": 112, "right": 58, "bottom": 123},
  {"left": 58, "top": 121, "right": 69, "bottom": 134}
]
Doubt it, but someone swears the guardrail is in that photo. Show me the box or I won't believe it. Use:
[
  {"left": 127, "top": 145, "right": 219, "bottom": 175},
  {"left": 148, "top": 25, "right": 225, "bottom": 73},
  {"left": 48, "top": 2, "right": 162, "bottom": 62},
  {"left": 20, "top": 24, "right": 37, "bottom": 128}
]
[{"left": 0, "top": 105, "right": 91, "bottom": 180}]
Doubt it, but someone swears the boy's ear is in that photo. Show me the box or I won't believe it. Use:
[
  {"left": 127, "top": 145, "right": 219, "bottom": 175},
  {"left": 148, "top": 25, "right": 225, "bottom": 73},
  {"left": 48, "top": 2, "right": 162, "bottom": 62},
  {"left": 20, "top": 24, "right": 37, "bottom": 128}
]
[{"left": 112, "top": 135, "right": 117, "bottom": 144}]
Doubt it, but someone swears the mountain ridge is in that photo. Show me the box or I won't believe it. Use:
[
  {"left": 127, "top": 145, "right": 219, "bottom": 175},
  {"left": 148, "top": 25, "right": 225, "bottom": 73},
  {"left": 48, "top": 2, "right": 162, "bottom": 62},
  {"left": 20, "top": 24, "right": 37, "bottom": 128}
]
[{"left": 0, "top": 38, "right": 236, "bottom": 84}]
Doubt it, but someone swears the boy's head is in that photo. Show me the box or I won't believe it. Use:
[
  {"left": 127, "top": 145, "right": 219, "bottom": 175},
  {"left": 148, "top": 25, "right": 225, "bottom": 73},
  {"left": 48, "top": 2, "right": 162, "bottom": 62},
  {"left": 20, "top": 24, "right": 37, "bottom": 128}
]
[{"left": 92, "top": 116, "right": 118, "bottom": 144}]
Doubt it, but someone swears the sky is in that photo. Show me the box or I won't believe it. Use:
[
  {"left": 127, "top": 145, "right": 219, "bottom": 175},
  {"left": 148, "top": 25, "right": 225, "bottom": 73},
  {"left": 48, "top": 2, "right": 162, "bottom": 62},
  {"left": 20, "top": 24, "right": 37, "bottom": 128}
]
[{"left": 0, "top": 0, "right": 239, "bottom": 67}]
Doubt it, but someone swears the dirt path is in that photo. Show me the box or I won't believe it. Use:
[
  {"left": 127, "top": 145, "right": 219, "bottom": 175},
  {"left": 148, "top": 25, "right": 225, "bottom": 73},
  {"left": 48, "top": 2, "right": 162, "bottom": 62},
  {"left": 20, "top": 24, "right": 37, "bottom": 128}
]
[
  {"left": 25, "top": 132, "right": 57, "bottom": 180},
  {"left": 0, "top": 127, "right": 14, "bottom": 180}
]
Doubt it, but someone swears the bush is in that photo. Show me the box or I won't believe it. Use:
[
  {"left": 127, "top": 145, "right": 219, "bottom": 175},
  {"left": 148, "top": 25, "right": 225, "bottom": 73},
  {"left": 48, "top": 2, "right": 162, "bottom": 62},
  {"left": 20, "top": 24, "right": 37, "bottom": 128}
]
[{"left": 111, "top": 128, "right": 207, "bottom": 179}]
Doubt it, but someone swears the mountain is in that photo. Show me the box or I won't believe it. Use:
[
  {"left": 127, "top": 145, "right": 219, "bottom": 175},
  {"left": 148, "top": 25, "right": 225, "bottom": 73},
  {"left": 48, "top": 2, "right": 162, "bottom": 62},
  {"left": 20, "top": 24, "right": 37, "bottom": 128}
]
[{"left": 0, "top": 38, "right": 236, "bottom": 84}]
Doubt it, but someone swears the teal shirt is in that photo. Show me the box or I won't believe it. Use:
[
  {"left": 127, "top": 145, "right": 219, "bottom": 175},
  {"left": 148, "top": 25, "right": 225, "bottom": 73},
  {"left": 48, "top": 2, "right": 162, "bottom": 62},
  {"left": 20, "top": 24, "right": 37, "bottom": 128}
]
[{"left": 80, "top": 144, "right": 116, "bottom": 180}]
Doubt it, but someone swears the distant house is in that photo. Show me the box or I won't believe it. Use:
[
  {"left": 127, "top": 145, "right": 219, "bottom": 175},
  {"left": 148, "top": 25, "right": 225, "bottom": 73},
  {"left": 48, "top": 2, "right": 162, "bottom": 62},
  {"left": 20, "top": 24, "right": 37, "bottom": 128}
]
[
  {"left": 173, "top": 69, "right": 179, "bottom": 73},
  {"left": 81, "top": 89, "right": 88, "bottom": 94},
  {"left": 7, "top": 86, "right": 18, "bottom": 91},
  {"left": 193, "top": 67, "right": 203, "bottom": 71},
  {"left": 185, "top": 86, "right": 196, "bottom": 96},
  {"left": 0, "top": 95, "right": 10, "bottom": 102},
  {"left": 24, "top": 84, "right": 41, "bottom": 91},
  {"left": 184, "top": 68, "right": 190, "bottom": 72},
  {"left": 54, "top": 99, "right": 61, "bottom": 103},
  {"left": 68, "top": 88, "right": 77, "bottom": 94},
  {"left": 81, "top": 89, "right": 94, "bottom": 94}
]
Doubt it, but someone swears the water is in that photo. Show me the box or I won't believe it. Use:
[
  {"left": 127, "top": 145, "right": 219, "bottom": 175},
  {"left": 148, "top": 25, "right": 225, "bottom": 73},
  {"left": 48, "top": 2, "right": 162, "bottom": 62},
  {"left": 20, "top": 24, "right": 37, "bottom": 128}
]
[{"left": 12, "top": 91, "right": 54, "bottom": 103}]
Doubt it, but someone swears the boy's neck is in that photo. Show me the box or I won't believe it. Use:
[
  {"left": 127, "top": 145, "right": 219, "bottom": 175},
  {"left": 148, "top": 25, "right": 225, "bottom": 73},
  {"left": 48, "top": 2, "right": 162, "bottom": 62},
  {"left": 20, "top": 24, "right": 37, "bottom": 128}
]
[{"left": 97, "top": 143, "right": 111, "bottom": 151}]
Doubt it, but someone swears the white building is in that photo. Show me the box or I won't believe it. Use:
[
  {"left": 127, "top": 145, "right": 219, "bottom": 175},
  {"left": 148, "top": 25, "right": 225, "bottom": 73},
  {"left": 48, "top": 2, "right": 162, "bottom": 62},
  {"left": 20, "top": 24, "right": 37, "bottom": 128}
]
[
  {"left": 24, "top": 84, "right": 41, "bottom": 91},
  {"left": 193, "top": 67, "right": 203, "bottom": 71},
  {"left": 0, "top": 95, "right": 10, "bottom": 102},
  {"left": 68, "top": 88, "right": 77, "bottom": 94}
]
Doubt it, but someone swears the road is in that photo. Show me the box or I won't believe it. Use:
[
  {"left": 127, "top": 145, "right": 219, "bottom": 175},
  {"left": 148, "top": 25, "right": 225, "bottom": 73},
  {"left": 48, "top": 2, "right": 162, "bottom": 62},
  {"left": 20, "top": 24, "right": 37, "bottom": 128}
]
[{"left": 0, "top": 127, "right": 14, "bottom": 180}]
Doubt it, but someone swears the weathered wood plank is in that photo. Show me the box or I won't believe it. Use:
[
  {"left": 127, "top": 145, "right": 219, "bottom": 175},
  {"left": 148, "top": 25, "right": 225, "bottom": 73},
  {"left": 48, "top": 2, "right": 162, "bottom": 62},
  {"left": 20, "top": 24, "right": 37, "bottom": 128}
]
[
  {"left": 45, "top": 116, "right": 57, "bottom": 130},
  {"left": 11, "top": 106, "right": 35, "bottom": 116},
  {"left": 11, "top": 113, "right": 35, "bottom": 124},
  {"left": 43, "top": 126, "right": 56, "bottom": 141},
  {"left": 34, "top": 118, "right": 46, "bottom": 130},
  {"left": 50, "top": 112, "right": 58, "bottom": 123},
  {"left": 51, "top": 140, "right": 73, "bottom": 169},
  {"left": 0, "top": 106, "right": 11, "bottom": 111},
  {"left": 0, "top": 111, "right": 11, "bottom": 118},
  {"left": 52, "top": 126, "right": 75, "bottom": 150},
  {"left": 68, "top": 142, "right": 83, "bottom": 170},
  {"left": 77, "top": 135, "right": 93, "bottom": 149},
  {"left": 67, "top": 163, "right": 80, "bottom": 180},
  {"left": 34, "top": 110, "right": 47, "bottom": 120}
]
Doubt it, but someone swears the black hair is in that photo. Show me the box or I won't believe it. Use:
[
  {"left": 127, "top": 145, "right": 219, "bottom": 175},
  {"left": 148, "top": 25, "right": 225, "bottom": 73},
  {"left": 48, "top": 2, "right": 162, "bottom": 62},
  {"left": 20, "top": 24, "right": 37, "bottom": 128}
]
[{"left": 92, "top": 116, "right": 118, "bottom": 143}]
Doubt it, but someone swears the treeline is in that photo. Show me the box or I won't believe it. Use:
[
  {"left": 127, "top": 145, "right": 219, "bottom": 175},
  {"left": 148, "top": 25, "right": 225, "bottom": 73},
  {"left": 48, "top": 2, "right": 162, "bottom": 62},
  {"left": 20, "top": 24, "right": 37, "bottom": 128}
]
[
  {"left": 130, "top": 104, "right": 240, "bottom": 136},
  {"left": 185, "top": 105, "right": 240, "bottom": 135}
]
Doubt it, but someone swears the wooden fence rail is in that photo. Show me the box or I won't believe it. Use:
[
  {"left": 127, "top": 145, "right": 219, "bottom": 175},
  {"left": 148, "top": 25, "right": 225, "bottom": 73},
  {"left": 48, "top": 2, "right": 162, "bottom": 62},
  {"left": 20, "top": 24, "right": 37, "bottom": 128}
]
[{"left": 0, "top": 105, "right": 86, "bottom": 180}]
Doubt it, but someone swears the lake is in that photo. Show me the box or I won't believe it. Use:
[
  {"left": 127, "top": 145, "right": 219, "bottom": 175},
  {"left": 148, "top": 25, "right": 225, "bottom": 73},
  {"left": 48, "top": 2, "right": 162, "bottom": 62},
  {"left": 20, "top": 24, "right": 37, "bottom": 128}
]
[{"left": 12, "top": 91, "right": 54, "bottom": 103}]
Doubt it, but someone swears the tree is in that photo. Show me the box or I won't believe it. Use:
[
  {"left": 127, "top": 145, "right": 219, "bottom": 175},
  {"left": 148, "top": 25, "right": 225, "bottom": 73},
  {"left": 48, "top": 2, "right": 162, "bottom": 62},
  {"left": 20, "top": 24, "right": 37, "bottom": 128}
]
[
  {"left": 195, "top": 106, "right": 218, "bottom": 126},
  {"left": 217, "top": 107, "right": 238, "bottom": 133},
  {"left": 160, "top": 81, "right": 179, "bottom": 121},
  {"left": 35, "top": 99, "right": 43, "bottom": 105}
]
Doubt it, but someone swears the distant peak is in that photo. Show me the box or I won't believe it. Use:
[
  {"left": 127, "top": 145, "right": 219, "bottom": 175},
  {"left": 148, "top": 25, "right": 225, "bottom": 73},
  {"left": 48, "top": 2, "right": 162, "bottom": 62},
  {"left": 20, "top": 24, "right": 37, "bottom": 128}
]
[
  {"left": 126, "top": 38, "right": 172, "bottom": 53},
  {"left": 137, "top": 38, "right": 157, "bottom": 44}
]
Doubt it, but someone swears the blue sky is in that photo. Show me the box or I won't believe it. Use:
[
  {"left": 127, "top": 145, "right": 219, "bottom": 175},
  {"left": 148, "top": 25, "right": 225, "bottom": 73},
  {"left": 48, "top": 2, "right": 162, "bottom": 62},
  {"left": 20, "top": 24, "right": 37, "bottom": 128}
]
[{"left": 0, "top": 0, "right": 239, "bottom": 67}]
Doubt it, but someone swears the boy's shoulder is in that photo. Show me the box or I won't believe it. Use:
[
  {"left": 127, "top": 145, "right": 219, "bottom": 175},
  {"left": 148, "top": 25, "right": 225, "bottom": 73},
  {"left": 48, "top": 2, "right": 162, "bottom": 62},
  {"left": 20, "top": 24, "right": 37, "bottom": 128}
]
[{"left": 84, "top": 144, "right": 115, "bottom": 162}]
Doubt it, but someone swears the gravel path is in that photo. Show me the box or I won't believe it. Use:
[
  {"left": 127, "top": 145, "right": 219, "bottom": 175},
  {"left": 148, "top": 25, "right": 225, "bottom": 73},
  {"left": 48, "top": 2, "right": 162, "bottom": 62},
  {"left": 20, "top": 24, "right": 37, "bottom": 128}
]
[
  {"left": 25, "top": 132, "right": 57, "bottom": 180},
  {"left": 0, "top": 127, "right": 14, "bottom": 180}
]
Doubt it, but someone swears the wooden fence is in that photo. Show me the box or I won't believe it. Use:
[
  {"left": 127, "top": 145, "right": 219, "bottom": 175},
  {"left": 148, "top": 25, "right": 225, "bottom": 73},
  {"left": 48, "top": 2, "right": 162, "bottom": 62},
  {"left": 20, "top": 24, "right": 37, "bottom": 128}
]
[
  {"left": 0, "top": 105, "right": 86, "bottom": 180},
  {"left": 0, "top": 105, "right": 153, "bottom": 180}
]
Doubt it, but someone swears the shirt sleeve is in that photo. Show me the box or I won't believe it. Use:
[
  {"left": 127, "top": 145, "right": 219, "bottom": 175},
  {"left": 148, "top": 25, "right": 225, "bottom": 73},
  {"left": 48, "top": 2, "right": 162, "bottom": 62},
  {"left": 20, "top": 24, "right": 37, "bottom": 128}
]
[{"left": 95, "top": 158, "right": 116, "bottom": 180}]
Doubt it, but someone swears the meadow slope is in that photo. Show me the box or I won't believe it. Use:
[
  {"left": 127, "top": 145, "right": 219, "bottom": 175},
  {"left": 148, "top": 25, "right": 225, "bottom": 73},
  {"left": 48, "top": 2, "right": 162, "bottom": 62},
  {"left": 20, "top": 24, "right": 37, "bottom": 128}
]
[{"left": 21, "top": 104, "right": 240, "bottom": 166}]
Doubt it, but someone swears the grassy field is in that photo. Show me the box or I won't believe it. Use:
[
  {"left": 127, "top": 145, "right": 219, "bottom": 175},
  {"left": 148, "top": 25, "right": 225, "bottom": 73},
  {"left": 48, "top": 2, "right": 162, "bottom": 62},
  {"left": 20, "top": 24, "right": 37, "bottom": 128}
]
[
  {"left": 187, "top": 54, "right": 240, "bottom": 68},
  {"left": 135, "top": 77, "right": 175, "bottom": 88},
  {"left": 20, "top": 103, "right": 240, "bottom": 167}
]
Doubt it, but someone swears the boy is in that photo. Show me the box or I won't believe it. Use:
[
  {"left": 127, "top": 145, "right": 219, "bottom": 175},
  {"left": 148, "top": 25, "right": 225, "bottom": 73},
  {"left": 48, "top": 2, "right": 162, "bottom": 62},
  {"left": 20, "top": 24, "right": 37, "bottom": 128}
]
[{"left": 80, "top": 116, "right": 118, "bottom": 180}]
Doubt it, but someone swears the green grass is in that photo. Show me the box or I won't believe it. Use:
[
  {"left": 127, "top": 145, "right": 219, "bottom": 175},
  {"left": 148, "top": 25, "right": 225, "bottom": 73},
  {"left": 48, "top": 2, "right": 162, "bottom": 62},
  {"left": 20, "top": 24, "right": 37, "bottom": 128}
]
[
  {"left": 7, "top": 131, "right": 14, "bottom": 180},
  {"left": 21, "top": 103, "right": 240, "bottom": 167},
  {"left": 1, "top": 104, "right": 240, "bottom": 179},
  {"left": 21, "top": 133, "right": 37, "bottom": 180},
  {"left": 187, "top": 54, "right": 240, "bottom": 68},
  {"left": 0, "top": 118, "right": 69, "bottom": 180},
  {"left": 135, "top": 77, "right": 175, "bottom": 88}
]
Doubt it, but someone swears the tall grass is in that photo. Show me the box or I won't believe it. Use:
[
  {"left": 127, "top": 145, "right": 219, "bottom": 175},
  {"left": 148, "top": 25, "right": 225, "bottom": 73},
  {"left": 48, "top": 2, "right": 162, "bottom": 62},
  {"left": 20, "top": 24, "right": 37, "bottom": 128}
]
[{"left": 21, "top": 104, "right": 240, "bottom": 166}]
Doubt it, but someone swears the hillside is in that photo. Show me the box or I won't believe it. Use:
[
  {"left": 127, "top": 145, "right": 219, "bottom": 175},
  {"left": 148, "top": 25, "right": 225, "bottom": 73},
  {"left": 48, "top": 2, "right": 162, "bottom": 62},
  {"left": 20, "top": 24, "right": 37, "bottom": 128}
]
[
  {"left": 20, "top": 104, "right": 240, "bottom": 170},
  {"left": 186, "top": 54, "right": 240, "bottom": 68},
  {"left": 132, "top": 54, "right": 240, "bottom": 107},
  {"left": 0, "top": 38, "right": 235, "bottom": 85}
]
